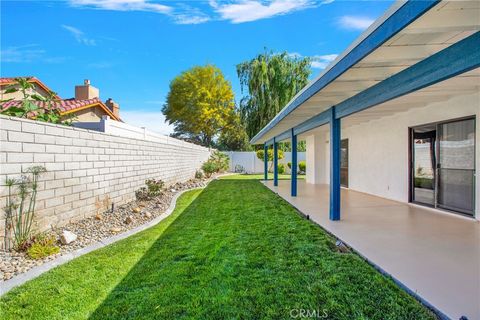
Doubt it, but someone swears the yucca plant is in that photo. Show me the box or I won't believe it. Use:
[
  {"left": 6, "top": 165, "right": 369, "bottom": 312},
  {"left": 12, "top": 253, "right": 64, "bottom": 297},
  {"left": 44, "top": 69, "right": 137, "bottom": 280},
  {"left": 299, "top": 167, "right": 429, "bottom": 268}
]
[{"left": 3, "top": 166, "right": 46, "bottom": 250}]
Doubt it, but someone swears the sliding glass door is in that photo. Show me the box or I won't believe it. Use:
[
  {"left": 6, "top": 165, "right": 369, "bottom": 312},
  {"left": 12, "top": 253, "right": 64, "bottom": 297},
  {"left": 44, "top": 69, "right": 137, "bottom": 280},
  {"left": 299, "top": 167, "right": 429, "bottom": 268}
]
[
  {"left": 437, "top": 119, "right": 475, "bottom": 215},
  {"left": 411, "top": 117, "right": 475, "bottom": 216}
]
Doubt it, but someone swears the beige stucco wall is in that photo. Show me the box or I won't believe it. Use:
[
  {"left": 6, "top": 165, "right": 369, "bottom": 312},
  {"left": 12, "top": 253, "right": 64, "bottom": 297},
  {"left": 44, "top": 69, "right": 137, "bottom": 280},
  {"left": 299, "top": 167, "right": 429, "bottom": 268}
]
[
  {"left": 70, "top": 107, "right": 107, "bottom": 122},
  {"left": 0, "top": 83, "right": 50, "bottom": 101}
]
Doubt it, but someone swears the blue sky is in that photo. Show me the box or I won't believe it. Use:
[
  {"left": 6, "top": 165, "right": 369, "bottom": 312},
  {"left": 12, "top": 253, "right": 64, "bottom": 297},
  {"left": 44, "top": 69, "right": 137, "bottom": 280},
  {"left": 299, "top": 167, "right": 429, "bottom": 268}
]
[{"left": 1, "top": 0, "right": 392, "bottom": 134}]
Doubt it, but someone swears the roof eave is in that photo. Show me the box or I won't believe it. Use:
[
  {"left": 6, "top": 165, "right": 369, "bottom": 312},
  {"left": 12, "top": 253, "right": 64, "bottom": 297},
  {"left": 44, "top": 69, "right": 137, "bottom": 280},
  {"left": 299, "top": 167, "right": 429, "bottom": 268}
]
[{"left": 249, "top": 0, "right": 439, "bottom": 145}]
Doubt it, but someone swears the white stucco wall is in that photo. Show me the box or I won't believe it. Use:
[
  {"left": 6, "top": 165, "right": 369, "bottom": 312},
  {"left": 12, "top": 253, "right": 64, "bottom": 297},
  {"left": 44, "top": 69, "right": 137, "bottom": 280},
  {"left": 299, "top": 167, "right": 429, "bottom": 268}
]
[{"left": 305, "top": 92, "right": 480, "bottom": 218}]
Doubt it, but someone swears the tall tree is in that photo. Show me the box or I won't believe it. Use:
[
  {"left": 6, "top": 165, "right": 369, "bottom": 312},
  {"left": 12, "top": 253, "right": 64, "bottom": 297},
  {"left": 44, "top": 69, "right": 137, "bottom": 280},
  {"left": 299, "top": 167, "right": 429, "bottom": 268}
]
[
  {"left": 216, "top": 112, "right": 251, "bottom": 151},
  {"left": 163, "top": 65, "right": 235, "bottom": 147},
  {"left": 237, "top": 50, "right": 312, "bottom": 139}
]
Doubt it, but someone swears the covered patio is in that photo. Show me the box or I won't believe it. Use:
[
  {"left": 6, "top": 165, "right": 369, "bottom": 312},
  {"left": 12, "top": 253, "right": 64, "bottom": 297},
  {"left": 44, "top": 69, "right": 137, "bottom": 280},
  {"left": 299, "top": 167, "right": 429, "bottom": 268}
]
[
  {"left": 264, "top": 179, "right": 479, "bottom": 319},
  {"left": 252, "top": 3, "right": 479, "bottom": 318}
]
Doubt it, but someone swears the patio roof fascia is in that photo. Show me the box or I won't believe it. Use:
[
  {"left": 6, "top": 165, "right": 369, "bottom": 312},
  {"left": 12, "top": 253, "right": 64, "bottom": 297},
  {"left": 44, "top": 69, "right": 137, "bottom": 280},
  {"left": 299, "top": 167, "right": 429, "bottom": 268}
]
[
  {"left": 252, "top": 0, "right": 439, "bottom": 145},
  {"left": 263, "top": 31, "right": 480, "bottom": 146}
]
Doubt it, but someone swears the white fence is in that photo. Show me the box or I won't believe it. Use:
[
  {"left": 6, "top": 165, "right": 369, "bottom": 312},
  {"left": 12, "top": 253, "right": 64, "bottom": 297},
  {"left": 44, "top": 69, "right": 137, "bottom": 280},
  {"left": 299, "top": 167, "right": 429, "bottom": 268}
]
[{"left": 224, "top": 151, "right": 306, "bottom": 174}]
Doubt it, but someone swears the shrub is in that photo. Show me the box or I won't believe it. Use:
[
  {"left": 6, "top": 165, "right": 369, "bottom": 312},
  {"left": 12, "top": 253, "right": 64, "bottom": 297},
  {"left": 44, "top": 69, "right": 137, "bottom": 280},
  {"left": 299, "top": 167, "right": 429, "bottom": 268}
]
[
  {"left": 195, "top": 170, "right": 204, "bottom": 179},
  {"left": 202, "top": 161, "right": 217, "bottom": 178},
  {"left": 210, "top": 151, "right": 229, "bottom": 172},
  {"left": 135, "top": 179, "right": 164, "bottom": 200},
  {"left": 201, "top": 151, "right": 230, "bottom": 177},
  {"left": 298, "top": 161, "right": 306, "bottom": 173},
  {"left": 278, "top": 163, "right": 285, "bottom": 174},
  {"left": 26, "top": 233, "right": 59, "bottom": 259},
  {"left": 234, "top": 164, "right": 245, "bottom": 173},
  {"left": 287, "top": 162, "right": 292, "bottom": 169},
  {"left": 145, "top": 179, "right": 164, "bottom": 197}
]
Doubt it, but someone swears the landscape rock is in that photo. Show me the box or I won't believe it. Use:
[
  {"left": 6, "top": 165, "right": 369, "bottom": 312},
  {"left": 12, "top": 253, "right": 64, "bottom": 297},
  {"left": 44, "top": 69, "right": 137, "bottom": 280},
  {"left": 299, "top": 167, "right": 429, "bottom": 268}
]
[
  {"left": 132, "top": 207, "right": 141, "bottom": 213},
  {"left": 110, "top": 227, "right": 122, "bottom": 233},
  {"left": 60, "top": 230, "right": 77, "bottom": 245},
  {"left": 125, "top": 215, "right": 134, "bottom": 224},
  {"left": 144, "top": 211, "right": 152, "bottom": 219}
]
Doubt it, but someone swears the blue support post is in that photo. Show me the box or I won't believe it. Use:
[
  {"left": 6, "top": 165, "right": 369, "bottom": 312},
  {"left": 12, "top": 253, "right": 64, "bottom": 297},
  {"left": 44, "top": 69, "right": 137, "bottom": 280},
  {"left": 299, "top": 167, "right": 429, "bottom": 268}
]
[
  {"left": 291, "top": 129, "right": 297, "bottom": 197},
  {"left": 263, "top": 144, "right": 268, "bottom": 180},
  {"left": 273, "top": 138, "right": 278, "bottom": 187},
  {"left": 330, "top": 108, "right": 341, "bottom": 221}
]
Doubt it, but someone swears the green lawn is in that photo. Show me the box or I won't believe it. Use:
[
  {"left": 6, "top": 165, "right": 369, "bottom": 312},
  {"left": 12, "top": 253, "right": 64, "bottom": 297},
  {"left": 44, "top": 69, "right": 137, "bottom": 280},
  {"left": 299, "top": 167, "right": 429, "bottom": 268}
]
[{"left": 0, "top": 176, "right": 434, "bottom": 319}]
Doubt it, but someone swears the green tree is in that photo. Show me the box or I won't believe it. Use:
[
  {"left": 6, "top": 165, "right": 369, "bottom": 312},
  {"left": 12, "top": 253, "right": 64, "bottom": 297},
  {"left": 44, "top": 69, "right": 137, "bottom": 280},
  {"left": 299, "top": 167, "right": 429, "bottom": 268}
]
[
  {"left": 163, "top": 65, "right": 235, "bottom": 147},
  {"left": 216, "top": 112, "right": 251, "bottom": 151},
  {"left": 237, "top": 50, "right": 312, "bottom": 139}
]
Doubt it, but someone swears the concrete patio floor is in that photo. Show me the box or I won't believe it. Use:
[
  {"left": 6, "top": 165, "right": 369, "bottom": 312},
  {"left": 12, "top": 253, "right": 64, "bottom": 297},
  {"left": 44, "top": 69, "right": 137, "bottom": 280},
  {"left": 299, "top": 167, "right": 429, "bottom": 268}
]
[{"left": 263, "top": 180, "right": 479, "bottom": 320}]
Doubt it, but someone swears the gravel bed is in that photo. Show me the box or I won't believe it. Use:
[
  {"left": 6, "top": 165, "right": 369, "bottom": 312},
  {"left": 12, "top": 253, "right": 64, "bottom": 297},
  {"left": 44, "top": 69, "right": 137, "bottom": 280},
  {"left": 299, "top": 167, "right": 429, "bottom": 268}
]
[{"left": 0, "top": 178, "right": 210, "bottom": 282}]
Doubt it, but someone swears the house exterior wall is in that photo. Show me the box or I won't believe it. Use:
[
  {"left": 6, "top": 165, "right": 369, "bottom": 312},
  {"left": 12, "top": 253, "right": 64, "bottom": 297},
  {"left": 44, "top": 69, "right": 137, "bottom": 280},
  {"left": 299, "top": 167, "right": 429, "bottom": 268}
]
[
  {"left": 305, "top": 92, "right": 479, "bottom": 219},
  {"left": 0, "top": 115, "right": 211, "bottom": 246},
  {"left": 0, "top": 83, "right": 50, "bottom": 101},
  {"left": 71, "top": 106, "right": 107, "bottom": 122}
]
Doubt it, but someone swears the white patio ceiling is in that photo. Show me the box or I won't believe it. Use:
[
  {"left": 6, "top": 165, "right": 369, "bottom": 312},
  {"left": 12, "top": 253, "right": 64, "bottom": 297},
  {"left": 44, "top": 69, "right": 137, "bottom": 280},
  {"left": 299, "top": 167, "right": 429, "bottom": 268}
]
[{"left": 253, "top": 0, "right": 480, "bottom": 144}]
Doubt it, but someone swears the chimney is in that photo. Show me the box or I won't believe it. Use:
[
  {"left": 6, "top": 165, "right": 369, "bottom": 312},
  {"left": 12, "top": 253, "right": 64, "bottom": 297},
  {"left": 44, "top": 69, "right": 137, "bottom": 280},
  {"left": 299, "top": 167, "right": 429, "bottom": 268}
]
[
  {"left": 75, "top": 79, "right": 99, "bottom": 100},
  {"left": 105, "top": 98, "right": 120, "bottom": 119}
]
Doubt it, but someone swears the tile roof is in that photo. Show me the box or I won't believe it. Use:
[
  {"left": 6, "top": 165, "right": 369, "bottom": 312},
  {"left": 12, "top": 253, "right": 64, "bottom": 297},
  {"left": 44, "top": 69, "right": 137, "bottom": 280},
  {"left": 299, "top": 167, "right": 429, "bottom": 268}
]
[
  {"left": 1, "top": 98, "right": 103, "bottom": 113},
  {"left": 0, "top": 77, "right": 61, "bottom": 99},
  {"left": 1, "top": 77, "right": 121, "bottom": 121}
]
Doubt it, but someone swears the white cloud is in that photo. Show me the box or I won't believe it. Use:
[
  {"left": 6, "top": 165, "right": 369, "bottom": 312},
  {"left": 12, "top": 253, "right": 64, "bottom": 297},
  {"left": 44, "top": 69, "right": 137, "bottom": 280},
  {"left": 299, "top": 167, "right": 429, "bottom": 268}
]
[
  {"left": 173, "top": 4, "right": 210, "bottom": 24},
  {"left": 69, "top": 0, "right": 172, "bottom": 13},
  {"left": 0, "top": 45, "right": 45, "bottom": 63},
  {"left": 211, "top": 0, "right": 315, "bottom": 23},
  {"left": 338, "top": 15, "right": 374, "bottom": 31},
  {"left": 0, "top": 44, "right": 65, "bottom": 64},
  {"left": 61, "top": 25, "right": 96, "bottom": 46},
  {"left": 68, "top": 0, "right": 209, "bottom": 25},
  {"left": 121, "top": 110, "right": 174, "bottom": 135},
  {"left": 311, "top": 54, "right": 338, "bottom": 69},
  {"left": 288, "top": 52, "right": 338, "bottom": 70}
]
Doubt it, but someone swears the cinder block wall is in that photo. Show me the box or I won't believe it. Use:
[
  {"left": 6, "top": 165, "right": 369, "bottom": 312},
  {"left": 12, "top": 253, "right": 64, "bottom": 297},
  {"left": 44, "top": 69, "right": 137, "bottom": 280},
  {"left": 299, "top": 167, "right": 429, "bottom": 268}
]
[{"left": 0, "top": 115, "right": 211, "bottom": 245}]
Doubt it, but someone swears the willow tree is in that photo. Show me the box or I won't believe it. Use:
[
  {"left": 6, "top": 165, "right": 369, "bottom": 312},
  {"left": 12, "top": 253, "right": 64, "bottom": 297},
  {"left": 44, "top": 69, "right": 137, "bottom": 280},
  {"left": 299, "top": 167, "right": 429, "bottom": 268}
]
[
  {"left": 237, "top": 51, "right": 312, "bottom": 139},
  {"left": 163, "top": 65, "right": 236, "bottom": 147}
]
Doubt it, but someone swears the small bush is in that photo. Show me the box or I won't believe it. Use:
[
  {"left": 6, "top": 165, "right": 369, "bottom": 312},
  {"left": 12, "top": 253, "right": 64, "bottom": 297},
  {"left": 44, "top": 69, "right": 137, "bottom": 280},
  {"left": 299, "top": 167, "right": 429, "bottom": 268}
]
[
  {"left": 234, "top": 165, "right": 245, "bottom": 173},
  {"left": 195, "top": 170, "right": 204, "bottom": 179},
  {"left": 135, "top": 179, "right": 164, "bottom": 200},
  {"left": 201, "top": 151, "right": 230, "bottom": 177},
  {"left": 287, "top": 162, "right": 292, "bottom": 169},
  {"left": 278, "top": 163, "right": 285, "bottom": 174},
  {"left": 202, "top": 161, "right": 217, "bottom": 178},
  {"left": 298, "top": 161, "right": 306, "bottom": 173},
  {"left": 211, "top": 151, "right": 229, "bottom": 172},
  {"left": 145, "top": 179, "right": 164, "bottom": 197},
  {"left": 26, "top": 234, "right": 59, "bottom": 259}
]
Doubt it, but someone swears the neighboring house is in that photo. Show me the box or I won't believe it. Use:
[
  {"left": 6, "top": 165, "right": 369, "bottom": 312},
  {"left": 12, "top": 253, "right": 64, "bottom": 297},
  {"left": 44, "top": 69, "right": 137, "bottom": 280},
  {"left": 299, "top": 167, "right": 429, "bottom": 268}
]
[{"left": 0, "top": 77, "right": 121, "bottom": 122}]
